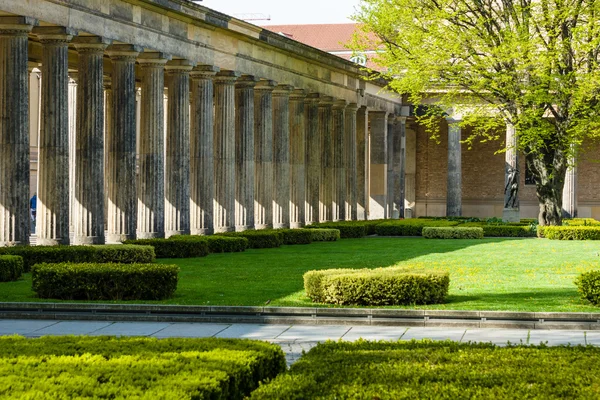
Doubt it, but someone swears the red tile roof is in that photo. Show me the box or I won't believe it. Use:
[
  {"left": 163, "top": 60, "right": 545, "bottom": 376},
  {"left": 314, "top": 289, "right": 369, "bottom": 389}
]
[{"left": 263, "top": 23, "right": 362, "bottom": 52}]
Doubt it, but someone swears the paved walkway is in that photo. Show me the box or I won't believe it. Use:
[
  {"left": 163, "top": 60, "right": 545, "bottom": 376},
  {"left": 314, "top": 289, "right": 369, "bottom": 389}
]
[{"left": 0, "top": 319, "right": 595, "bottom": 365}]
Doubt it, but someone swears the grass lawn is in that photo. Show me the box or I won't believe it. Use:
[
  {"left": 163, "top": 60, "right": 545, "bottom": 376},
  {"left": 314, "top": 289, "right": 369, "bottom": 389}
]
[{"left": 1, "top": 237, "right": 600, "bottom": 312}]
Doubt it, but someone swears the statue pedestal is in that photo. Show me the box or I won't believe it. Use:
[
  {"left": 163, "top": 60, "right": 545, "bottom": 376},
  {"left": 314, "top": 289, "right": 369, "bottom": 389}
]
[{"left": 503, "top": 208, "right": 520, "bottom": 223}]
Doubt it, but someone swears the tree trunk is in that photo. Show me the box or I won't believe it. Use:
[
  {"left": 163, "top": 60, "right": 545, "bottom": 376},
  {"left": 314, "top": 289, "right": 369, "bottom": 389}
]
[{"left": 530, "top": 145, "right": 567, "bottom": 226}]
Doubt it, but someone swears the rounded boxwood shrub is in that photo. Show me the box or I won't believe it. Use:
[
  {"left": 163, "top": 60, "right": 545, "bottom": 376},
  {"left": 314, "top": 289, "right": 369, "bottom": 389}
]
[
  {"left": 538, "top": 226, "right": 600, "bottom": 240},
  {"left": 169, "top": 235, "right": 249, "bottom": 253},
  {"left": 576, "top": 270, "right": 600, "bottom": 305},
  {"left": 0, "top": 255, "right": 24, "bottom": 282},
  {"left": 218, "top": 231, "right": 283, "bottom": 249},
  {"left": 422, "top": 227, "right": 484, "bottom": 239},
  {"left": 0, "top": 245, "right": 155, "bottom": 272},
  {"left": 124, "top": 238, "right": 209, "bottom": 258},
  {"left": 308, "top": 229, "right": 340, "bottom": 242},
  {"left": 304, "top": 267, "right": 450, "bottom": 306},
  {"left": 31, "top": 263, "right": 179, "bottom": 300}
]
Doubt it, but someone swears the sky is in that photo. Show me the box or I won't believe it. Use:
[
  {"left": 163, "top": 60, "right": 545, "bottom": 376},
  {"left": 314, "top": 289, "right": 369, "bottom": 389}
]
[{"left": 198, "top": 0, "right": 361, "bottom": 25}]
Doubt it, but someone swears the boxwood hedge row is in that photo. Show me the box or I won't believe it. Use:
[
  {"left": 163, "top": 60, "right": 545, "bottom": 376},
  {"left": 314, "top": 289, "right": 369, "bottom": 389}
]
[
  {"left": 124, "top": 237, "right": 209, "bottom": 258},
  {"left": 422, "top": 227, "right": 484, "bottom": 239},
  {"left": 168, "top": 235, "right": 249, "bottom": 253},
  {"left": 31, "top": 262, "right": 179, "bottom": 300},
  {"left": 0, "top": 255, "right": 23, "bottom": 282},
  {"left": 538, "top": 226, "right": 600, "bottom": 240},
  {"left": 218, "top": 231, "right": 284, "bottom": 248},
  {"left": 251, "top": 340, "right": 600, "bottom": 399},
  {"left": 0, "top": 245, "right": 155, "bottom": 272},
  {"left": 0, "top": 336, "right": 286, "bottom": 400}
]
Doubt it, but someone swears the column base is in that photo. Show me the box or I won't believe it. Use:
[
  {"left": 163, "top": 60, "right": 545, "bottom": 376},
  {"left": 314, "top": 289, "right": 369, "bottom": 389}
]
[
  {"left": 273, "top": 223, "right": 290, "bottom": 229},
  {"left": 105, "top": 233, "right": 136, "bottom": 244},
  {"left": 254, "top": 224, "right": 273, "bottom": 230},
  {"left": 502, "top": 208, "right": 520, "bottom": 223},
  {"left": 37, "top": 237, "right": 70, "bottom": 246},
  {"left": 165, "top": 230, "right": 190, "bottom": 239},
  {"left": 214, "top": 226, "right": 235, "bottom": 233},
  {"left": 0, "top": 241, "right": 27, "bottom": 247},
  {"left": 289, "top": 222, "right": 304, "bottom": 229},
  {"left": 136, "top": 232, "right": 165, "bottom": 239},
  {"left": 191, "top": 228, "right": 213, "bottom": 236},
  {"left": 72, "top": 236, "right": 105, "bottom": 245},
  {"left": 235, "top": 225, "right": 254, "bottom": 232}
]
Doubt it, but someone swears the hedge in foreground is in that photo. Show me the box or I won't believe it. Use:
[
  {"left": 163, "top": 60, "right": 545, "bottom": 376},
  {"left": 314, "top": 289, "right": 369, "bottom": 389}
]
[
  {"left": 124, "top": 238, "right": 209, "bottom": 258},
  {"left": 304, "top": 267, "right": 449, "bottom": 306},
  {"left": 576, "top": 270, "right": 600, "bottom": 306},
  {"left": 0, "top": 255, "right": 23, "bottom": 282},
  {"left": 0, "top": 335, "right": 285, "bottom": 400},
  {"left": 306, "top": 222, "right": 367, "bottom": 238},
  {"left": 538, "top": 226, "right": 600, "bottom": 240},
  {"left": 422, "top": 227, "right": 484, "bottom": 239},
  {"left": 218, "top": 231, "right": 283, "bottom": 249},
  {"left": 250, "top": 340, "right": 600, "bottom": 399},
  {"left": 308, "top": 228, "right": 340, "bottom": 242},
  {"left": 375, "top": 220, "right": 461, "bottom": 236},
  {"left": 169, "top": 235, "right": 249, "bottom": 253},
  {"left": 0, "top": 245, "right": 155, "bottom": 272},
  {"left": 31, "top": 263, "right": 179, "bottom": 300}
]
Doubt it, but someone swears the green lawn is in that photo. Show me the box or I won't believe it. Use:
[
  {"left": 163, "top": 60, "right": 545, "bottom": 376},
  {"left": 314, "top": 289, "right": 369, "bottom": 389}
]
[{"left": 2, "top": 237, "right": 600, "bottom": 312}]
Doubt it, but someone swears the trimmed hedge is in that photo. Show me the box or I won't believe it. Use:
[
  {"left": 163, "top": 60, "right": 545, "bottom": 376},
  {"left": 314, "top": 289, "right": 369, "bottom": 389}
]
[
  {"left": 0, "top": 336, "right": 285, "bottom": 400},
  {"left": 306, "top": 222, "right": 367, "bottom": 238},
  {"left": 0, "top": 245, "right": 155, "bottom": 272},
  {"left": 0, "top": 255, "right": 23, "bottom": 282},
  {"left": 275, "top": 229, "right": 313, "bottom": 245},
  {"left": 576, "top": 270, "right": 600, "bottom": 306},
  {"left": 218, "top": 231, "right": 283, "bottom": 249},
  {"left": 304, "top": 267, "right": 449, "bottom": 306},
  {"left": 251, "top": 340, "right": 600, "bottom": 399},
  {"left": 124, "top": 238, "right": 209, "bottom": 258},
  {"left": 538, "top": 226, "right": 600, "bottom": 240},
  {"left": 422, "top": 227, "right": 484, "bottom": 239},
  {"left": 481, "top": 225, "right": 536, "bottom": 237},
  {"left": 308, "top": 228, "right": 340, "bottom": 242},
  {"left": 375, "top": 220, "right": 461, "bottom": 236},
  {"left": 169, "top": 235, "right": 249, "bottom": 253},
  {"left": 31, "top": 263, "right": 179, "bottom": 300},
  {"left": 564, "top": 218, "right": 600, "bottom": 226}
]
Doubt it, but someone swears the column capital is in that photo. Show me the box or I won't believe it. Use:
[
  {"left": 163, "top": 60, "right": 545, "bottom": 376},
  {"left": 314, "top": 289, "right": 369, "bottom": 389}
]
[
  {"left": 273, "top": 84, "right": 294, "bottom": 96},
  {"left": 215, "top": 70, "right": 241, "bottom": 84},
  {"left": 107, "top": 44, "right": 142, "bottom": 61},
  {"left": 191, "top": 64, "right": 220, "bottom": 79},
  {"left": 72, "top": 36, "right": 112, "bottom": 51},
  {"left": 235, "top": 74, "right": 260, "bottom": 88},
  {"left": 138, "top": 52, "right": 171, "bottom": 66},
  {"left": 33, "top": 26, "right": 76, "bottom": 43},
  {"left": 318, "top": 95, "right": 334, "bottom": 107},
  {"left": 305, "top": 92, "right": 321, "bottom": 104},
  {"left": 166, "top": 59, "right": 196, "bottom": 72},
  {"left": 290, "top": 88, "right": 307, "bottom": 100},
  {"left": 0, "top": 16, "right": 38, "bottom": 34},
  {"left": 255, "top": 79, "right": 278, "bottom": 91},
  {"left": 333, "top": 99, "right": 348, "bottom": 110},
  {"left": 346, "top": 102, "right": 359, "bottom": 113},
  {"left": 396, "top": 116, "right": 408, "bottom": 124},
  {"left": 369, "top": 110, "right": 388, "bottom": 119},
  {"left": 445, "top": 116, "right": 462, "bottom": 125}
]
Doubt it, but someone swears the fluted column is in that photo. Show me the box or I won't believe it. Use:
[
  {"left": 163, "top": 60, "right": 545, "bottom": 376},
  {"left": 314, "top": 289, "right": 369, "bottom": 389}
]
[
  {"left": 34, "top": 27, "right": 73, "bottom": 245},
  {"left": 319, "top": 97, "right": 334, "bottom": 222},
  {"left": 68, "top": 74, "right": 77, "bottom": 234},
  {"left": 398, "top": 117, "right": 407, "bottom": 218},
  {"left": 254, "top": 80, "right": 276, "bottom": 229},
  {"left": 0, "top": 18, "right": 35, "bottom": 246},
  {"left": 137, "top": 53, "right": 169, "bottom": 239},
  {"left": 447, "top": 118, "right": 462, "bottom": 217},
  {"left": 332, "top": 100, "right": 347, "bottom": 221},
  {"left": 235, "top": 75, "right": 258, "bottom": 231},
  {"left": 304, "top": 93, "right": 320, "bottom": 225},
  {"left": 356, "top": 106, "right": 368, "bottom": 220},
  {"left": 369, "top": 111, "right": 388, "bottom": 220},
  {"left": 214, "top": 70, "right": 240, "bottom": 233},
  {"left": 290, "top": 89, "right": 306, "bottom": 228},
  {"left": 105, "top": 45, "right": 140, "bottom": 243},
  {"left": 387, "top": 114, "right": 396, "bottom": 218},
  {"left": 164, "top": 60, "right": 193, "bottom": 238},
  {"left": 190, "top": 65, "right": 219, "bottom": 235},
  {"left": 503, "top": 121, "right": 520, "bottom": 222},
  {"left": 72, "top": 37, "right": 110, "bottom": 245},
  {"left": 345, "top": 103, "right": 358, "bottom": 220},
  {"left": 273, "top": 85, "right": 293, "bottom": 229}
]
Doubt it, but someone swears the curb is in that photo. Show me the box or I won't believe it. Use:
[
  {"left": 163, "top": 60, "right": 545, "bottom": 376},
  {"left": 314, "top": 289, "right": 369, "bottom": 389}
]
[{"left": 1, "top": 303, "right": 599, "bottom": 330}]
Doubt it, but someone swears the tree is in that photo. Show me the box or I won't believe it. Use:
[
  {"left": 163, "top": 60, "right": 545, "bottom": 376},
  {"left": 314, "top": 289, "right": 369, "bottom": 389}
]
[{"left": 352, "top": 0, "right": 600, "bottom": 225}]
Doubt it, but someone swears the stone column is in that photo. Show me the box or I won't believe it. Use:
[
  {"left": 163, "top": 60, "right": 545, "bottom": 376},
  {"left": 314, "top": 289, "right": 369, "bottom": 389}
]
[
  {"left": 68, "top": 74, "right": 77, "bottom": 234},
  {"left": 137, "top": 53, "right": 169, "bottom": 239},
  {"left": 332, "top": 100, "right": 347, "bottom": 221},
  {"left": 72, "top": 37, "right": 110, "bottom": 245},
  {"left": 369, "top": 111, "right": 388, "bottom": 220},
  {"left": 0, "top": 18, "right": 35, "bottom": 246},
  {"left": 345, "top": 103, "right": 358, "bottom": 220},
  {"left": 290, "top": 89, "right": 306, "bottom": 228},
  {"left": 165, "top": 60, "right": 193, "bottom": 237},
  {"left": 387, "top": 115, "right": 396, "bottom": 219},
  {"left": 304, "top": 93, "right": 320, "bottom": 225},
  {"left": 272, "top": 84, "right": 293, "bottom": 229},
  {"left": 356, "top": 106, "right": 368, "bottom": 220},
  {"left": 446, "top": 118, "right": 462, "bottom": 217},
  {"left": 190, "top": 65, "right": 219, "bottom": 235},
  {"left": 235, "top": 75, "right": 258, "bottom": 231},
  {"left": 503, "top": 121, "right": 520, "bottom": 222},
  {"left": 397, "top": 117, "right": 407, "bottom": 218},
  {"left": 105, "top": 45, "right": 140, "bottom": 243},
  {"left": 254, "top": 80, "right": 276, "bottom": 229},
  {"left": 563, "top": 151, "right": 577, "bottom": 219},
  {"left": 319, "top": 97, "right": 334, "bottom": 222},
  {"left": 214, "top": 70, "right": 240, "bottom": 233},
  {"left": 34, "top": 27, "right": 74, "bottom": 245}
]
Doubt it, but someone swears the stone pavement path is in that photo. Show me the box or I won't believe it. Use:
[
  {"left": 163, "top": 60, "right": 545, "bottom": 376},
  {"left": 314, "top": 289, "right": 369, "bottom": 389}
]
[{"left": 0, "top": 319, "right": 593, "bottom": 366}]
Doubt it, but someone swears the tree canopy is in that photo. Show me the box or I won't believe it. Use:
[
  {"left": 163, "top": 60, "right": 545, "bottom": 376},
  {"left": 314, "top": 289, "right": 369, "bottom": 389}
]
[{"left": 352, "top": 0, "right": 600, "bottom": 225}]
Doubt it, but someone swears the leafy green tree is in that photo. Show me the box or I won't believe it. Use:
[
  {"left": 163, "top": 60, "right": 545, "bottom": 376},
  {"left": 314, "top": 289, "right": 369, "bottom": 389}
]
[{"left": 353, "top": 0, "right": 600, "bottom": 225}]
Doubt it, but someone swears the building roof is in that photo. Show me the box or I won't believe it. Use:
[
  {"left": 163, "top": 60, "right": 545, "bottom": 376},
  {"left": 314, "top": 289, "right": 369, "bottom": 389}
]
[{"left": 263, "top": 23, "right": 361, "bottom": 52}]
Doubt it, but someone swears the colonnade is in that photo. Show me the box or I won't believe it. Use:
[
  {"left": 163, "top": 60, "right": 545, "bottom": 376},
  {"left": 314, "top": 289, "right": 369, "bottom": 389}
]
[{"left": 0, "top": 17, "right": 406, "bottom": 246}]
